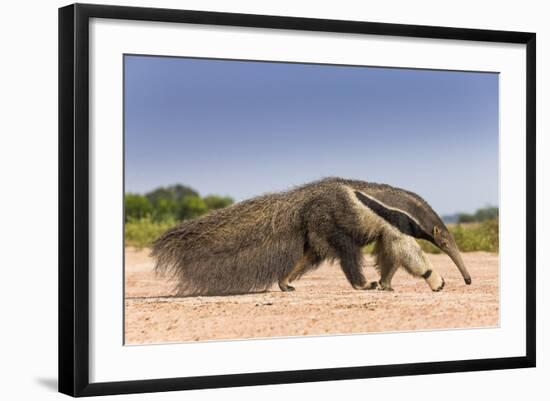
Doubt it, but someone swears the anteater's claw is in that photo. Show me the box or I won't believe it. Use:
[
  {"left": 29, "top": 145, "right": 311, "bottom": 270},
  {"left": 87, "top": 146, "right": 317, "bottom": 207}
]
[
  {"left": 279, "top": 283, "right": 295, "bottom": 292},
  {"left": 378, "top": 282, "right": 394, "bottom": 292},
  {"left": 433, "top": 277, "right": 445, "bottom": 292},
  {"left": 354, "top": 281, "right": 379, "bottom": 291}
]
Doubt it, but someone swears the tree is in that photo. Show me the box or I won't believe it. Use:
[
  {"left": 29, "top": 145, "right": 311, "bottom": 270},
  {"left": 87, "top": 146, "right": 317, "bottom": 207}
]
[
  {"left": 457, "top": 213, "right": 476, "bottom": 223},
  {"left": 457, "top": 206, "right": 499, "bottom": 224},
  {"left": 203, "top": 195, "right": 234, "bottom": 210},
  {"left": 177, "top": 196, "right": 208, "bottom": 220},
  {"left": 124, "top": 194, "right": 153, "bottom": 222},
  {"left": 130, "top": 184, "right": 235, "bottom": 223},
  {"left": 145, "top": 184, "right": 200, "bottom": 222},
  {"left": 152, "top": 198, "right": 178, "bottom": 222},
  {"left": 145, "top": 184, "right": 199, "bottom": 205},
  {"left": 474, "top": 207, "right": 499, "bottom": 222}
]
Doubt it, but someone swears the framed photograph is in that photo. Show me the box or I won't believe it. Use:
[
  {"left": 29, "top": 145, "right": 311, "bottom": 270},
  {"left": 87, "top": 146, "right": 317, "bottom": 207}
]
[{"left": 58, "top": 3, "right": 536, "bottom": 397}]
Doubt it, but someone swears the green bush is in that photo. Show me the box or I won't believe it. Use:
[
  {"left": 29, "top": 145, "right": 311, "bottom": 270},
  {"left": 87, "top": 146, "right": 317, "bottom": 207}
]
[
  {"left": 203, "top": 195, "right": 234, "bottom": 210},
  {"left": 125, "top": 184, "right": 234, "bottom": 224},
  {"left": 418, "top": 218, "right": 499, "bottom": 253},
  {"left": 124, "top": 194, "right": 153, "bottom": 222},
  {"left": 124, "top": 184, "right": 235, "bottom": 248},
  {"left": 152, "top": 198, "right": 178, "bottom": 222},
  {"left": 125, "top": 217, "right": 177, "bottom": 249},
  {"left": 145, "top": 184, "right": 199, "bottom": 205},
  {"left": 457, "top": 206, "right": 499, "bottom": 224},
  {"left": 177, "top": 195, "right": 208, "bottom": 220}
]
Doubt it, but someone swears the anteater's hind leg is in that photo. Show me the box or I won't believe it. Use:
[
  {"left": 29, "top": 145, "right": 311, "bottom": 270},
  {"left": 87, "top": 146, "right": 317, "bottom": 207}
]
[
  {"left": 373, "top": 239, "right": 399, "bottom": 291},
  {"left": 278, "top": 251, "right": 319, "bottom": 292},
  {"left": 279, "top": 254, "right": 307, "bottom": 292},
  {"left": 328, "top": 233, "right": 378, "bottom": 291}
]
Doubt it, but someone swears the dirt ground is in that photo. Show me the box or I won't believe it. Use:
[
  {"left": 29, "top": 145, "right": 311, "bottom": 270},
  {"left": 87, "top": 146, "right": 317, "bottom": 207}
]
[{"left": 125, "top": 248, "right": 499, "bottom": 344}]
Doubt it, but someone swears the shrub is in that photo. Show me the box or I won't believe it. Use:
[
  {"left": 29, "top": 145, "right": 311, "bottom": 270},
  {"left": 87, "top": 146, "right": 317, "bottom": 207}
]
[
  {"left": 145, "top": 184, "right": 198, "bottom": 205},
  {"left": 125, "top": 217, "right": 176, "bottom": 249},
  {"left": 124, "top": 184, "right": 236, "bottom": 248},
  {"left": 203, "top": 195, "right": 234, "bottom": 210},
  {"left": 124, "top": 194, "right": 153, "bottom": 222},
  {"left": 151, "top": 198, "right": 178, "bottom": 223},
  {"left": 457, "top": 206, "right": 499, "bottom": 224},
  {"left": 418, "top": 218, "right": 499, "bottom": 253},
  {"left": 177, "top": 195, "right": 208, "bottom": 220}
]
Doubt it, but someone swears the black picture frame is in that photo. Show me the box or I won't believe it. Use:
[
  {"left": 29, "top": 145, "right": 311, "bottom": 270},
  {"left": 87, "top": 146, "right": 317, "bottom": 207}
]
[{"left": 59, "top": 3, "right": 536, "bottom": 397}]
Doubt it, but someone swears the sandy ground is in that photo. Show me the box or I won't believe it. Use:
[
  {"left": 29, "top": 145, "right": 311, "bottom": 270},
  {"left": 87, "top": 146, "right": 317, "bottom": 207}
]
[{"left": 125, "top": 248, "right": 499, "bottom": 344}]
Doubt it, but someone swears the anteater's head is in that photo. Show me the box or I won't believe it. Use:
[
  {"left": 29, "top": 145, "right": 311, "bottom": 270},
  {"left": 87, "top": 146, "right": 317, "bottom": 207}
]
[
  {"left": 431, "top": 224, "right": 471, "bottom": 285},
  {"left": 353, "top": 186, "right": 472, "bottom": 285}
]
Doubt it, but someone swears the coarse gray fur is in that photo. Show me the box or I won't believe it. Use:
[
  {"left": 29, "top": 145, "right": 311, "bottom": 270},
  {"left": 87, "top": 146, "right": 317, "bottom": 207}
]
[{"left": 151, "top": 177, "right": 471, "bottom": 296}]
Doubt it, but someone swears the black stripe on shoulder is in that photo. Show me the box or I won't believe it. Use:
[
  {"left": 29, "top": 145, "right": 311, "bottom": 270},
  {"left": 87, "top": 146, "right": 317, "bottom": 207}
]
[{"left": 354, "top": 191, "right": 433, "bottom": 242}]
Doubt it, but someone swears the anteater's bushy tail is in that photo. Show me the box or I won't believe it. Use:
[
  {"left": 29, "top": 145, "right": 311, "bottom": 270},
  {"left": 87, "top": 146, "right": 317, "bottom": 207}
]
[{"left": 150, "top": 194, "right": 305, "bottom": 296}]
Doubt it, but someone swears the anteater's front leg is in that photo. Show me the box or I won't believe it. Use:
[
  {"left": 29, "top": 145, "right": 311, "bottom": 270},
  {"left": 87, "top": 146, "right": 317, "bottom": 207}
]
[
  {"left": 329, "top": 233, "right": 378, "bottom": 290},
  {"left": 397, "top": 236, "right": 445, "bottom": 292}
]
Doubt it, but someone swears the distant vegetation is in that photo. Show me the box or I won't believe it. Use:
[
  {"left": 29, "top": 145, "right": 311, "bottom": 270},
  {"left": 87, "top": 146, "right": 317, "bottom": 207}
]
[
  {"left": 420, "top": 206, "right": 499, "bottom": 253},
  {"left": 442, "top": 206, "right": 499, "bottom": 224},
  {"left": 456, "top": 206, "right": 498, "bottom": 224},
  {"left": 126, "top": 189, "right": 498, "bottom": 253},
  {"left": 125, "top": 184, "right": 233, "bottom": 223},
  {"left": 125, "top": 218, "right": 178, "bottom": 250},
  {"left": 417, "top": 218, "right": 499, "bottom": 254},
  {"left": 125, "top": 184, "right": 233, "bottom": 248}
]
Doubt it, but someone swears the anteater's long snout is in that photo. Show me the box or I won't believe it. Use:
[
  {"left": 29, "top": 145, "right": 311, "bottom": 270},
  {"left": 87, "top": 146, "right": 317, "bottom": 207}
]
[{"left": 446, "top": 246, "right": 472, "bottom": 285}]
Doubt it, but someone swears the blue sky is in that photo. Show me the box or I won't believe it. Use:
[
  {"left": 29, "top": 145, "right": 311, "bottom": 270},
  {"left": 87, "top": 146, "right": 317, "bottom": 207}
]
[{"left": 124, "top": 55, "right": 499, "bottom": 215}]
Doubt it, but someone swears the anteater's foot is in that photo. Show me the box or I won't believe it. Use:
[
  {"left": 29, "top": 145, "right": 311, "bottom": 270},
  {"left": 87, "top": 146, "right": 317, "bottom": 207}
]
[
  {"left": 279, "top": 282, "right": 295, "bottom": 292},
  {"left": 424, "top": 270, "right": 445, "bottom": 292},
  {"left": 353, "top": 281, "right": 379, "bottom": 291},
  {"left": 378, "top": 281, "right": 394, "bottom": 291},
  {"left": 432, "top": 277, "right": 445, "bottom": 292}
]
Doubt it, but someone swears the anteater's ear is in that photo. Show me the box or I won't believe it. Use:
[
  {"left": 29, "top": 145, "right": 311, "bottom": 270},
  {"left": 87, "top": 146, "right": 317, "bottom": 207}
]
[{"left": 433, "top": 225, "right": 441, "bottom": 240}]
